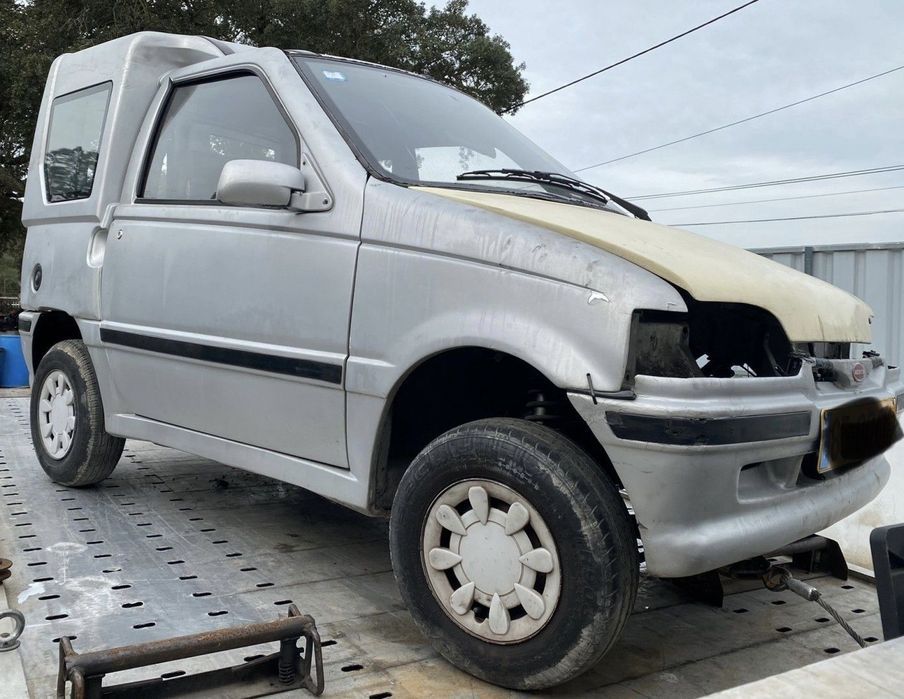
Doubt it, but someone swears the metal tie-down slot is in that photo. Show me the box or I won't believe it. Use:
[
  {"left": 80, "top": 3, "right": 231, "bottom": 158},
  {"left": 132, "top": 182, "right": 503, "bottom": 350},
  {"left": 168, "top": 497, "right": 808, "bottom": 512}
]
[{"left": 56, "top": 604, "right": 324, "bottom": 698}]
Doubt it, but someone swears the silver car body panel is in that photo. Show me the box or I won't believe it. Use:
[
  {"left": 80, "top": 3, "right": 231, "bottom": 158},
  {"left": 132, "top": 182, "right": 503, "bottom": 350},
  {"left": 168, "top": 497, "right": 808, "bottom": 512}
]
[
  {"left": 414, "top": 186, "right": 874, "bottom": 344},
  {"left": 101, "top": 55, "right": 361, "bottom": 464},
  {"left": 570, "top": 363, "right": 903, "bottom": 577},
  {"left": 20, "top": 33, "right": 230, "bottom": 318},
  {"left": 18, "top": 32, "right": 900, "bottom": 576},
  {"left": 348, "top": 179, "right": 687, "bottom": 398}
]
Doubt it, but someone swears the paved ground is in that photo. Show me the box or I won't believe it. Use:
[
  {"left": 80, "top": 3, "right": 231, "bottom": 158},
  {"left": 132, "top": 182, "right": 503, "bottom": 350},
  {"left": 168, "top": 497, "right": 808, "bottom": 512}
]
[{"left": 0, "top": 393, "right": 887, "bottom": 698}]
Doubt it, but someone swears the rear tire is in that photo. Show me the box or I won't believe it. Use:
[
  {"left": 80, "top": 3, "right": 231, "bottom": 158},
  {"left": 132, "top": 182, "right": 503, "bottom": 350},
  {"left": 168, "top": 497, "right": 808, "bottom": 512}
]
[
  {"left": 30, "top": 339, "right": 124, "bottom": 486},
  {"left": 389, "top": 418, "right": 638, "bottom": 690}
]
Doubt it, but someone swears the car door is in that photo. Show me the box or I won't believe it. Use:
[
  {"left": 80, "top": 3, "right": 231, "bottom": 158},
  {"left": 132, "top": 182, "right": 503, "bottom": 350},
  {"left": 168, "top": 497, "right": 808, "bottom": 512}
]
[{"left": 100, "top": 67, "right": 357, "bottom": 467}]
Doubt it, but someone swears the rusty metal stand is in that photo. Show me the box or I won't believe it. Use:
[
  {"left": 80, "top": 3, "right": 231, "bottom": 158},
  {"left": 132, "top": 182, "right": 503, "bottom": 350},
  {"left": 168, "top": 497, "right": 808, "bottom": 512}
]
[{"left": 56, "top": 604, "right": 323, "bottom": 698}]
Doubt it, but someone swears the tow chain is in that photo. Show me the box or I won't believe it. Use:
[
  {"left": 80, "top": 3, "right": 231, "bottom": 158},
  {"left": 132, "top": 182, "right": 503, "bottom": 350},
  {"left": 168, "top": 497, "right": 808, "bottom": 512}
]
[{"left": 763, "top": 566, "right": 866, "bottom": 648}]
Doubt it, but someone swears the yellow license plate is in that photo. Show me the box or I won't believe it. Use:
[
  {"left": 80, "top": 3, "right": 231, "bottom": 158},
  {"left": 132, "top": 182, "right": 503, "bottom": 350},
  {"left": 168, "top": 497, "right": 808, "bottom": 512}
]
[{"left": 817, "top": 397, "right": 899, "bottom": 473}]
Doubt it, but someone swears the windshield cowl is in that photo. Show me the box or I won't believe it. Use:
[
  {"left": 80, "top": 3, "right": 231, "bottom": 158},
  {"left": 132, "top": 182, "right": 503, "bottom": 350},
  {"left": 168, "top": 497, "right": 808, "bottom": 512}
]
[
  {"left": 455, "top": 168, "right": 649, "bottom": 220},
  {"left": 441, "top": 179, "right": 629, "bottom": 216}
]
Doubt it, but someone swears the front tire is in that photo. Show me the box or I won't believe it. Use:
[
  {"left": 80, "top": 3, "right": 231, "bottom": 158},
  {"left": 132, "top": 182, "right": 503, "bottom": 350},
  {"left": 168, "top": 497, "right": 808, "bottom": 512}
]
[
  {"left": 389, "top": 418, "right": 638, "bottom": 690},
  {"left": 30, "top": 339, "right": 124, "bottom": 486}
]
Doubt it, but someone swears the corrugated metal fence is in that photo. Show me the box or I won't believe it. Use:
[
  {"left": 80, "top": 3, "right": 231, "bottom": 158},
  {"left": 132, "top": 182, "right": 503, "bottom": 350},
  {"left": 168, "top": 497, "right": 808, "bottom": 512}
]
[
  {"left": 755, "top": 242, "right": 904, "bottom": 365},
  {"left": 759, "top": 243, "right": 904, "bottom": 572}
]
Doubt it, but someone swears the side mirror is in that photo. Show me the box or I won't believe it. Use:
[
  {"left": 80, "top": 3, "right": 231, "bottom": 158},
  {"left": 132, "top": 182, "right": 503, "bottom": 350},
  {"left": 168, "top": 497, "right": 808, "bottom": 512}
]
[{"left": 216, "top": 160, "right": 331, "bottom": 212}]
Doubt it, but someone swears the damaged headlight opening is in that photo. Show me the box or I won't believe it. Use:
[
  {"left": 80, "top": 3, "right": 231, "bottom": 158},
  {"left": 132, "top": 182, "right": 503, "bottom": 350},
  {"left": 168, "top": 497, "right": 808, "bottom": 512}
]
[{"left": 624, "top": 301, "right": 851, "bottom": 384}]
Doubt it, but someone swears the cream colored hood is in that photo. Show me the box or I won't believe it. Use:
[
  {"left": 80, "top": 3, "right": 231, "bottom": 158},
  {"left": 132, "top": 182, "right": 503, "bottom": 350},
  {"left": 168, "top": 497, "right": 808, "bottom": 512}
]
[{"left": 416, "top": 187, "right": 872, "bottom": 343}]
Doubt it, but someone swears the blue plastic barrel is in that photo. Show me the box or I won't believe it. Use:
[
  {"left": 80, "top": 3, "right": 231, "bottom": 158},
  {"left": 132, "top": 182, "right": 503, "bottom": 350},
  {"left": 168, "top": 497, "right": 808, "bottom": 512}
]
[{"left": 0, "top": 333, "right": 30, "bottom": 387}]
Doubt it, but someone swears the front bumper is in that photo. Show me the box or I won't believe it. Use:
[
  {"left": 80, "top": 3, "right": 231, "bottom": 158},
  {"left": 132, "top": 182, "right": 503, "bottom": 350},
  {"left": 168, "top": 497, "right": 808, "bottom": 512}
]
[{"left": 569, "top": 363, "right": 904, "bottom": 578}]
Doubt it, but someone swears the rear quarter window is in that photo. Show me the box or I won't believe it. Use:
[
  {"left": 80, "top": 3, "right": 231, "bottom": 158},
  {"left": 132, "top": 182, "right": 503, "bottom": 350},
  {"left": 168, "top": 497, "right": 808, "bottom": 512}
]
[{"left": 43, "top": 82, "right": 112, "bottom": 203}]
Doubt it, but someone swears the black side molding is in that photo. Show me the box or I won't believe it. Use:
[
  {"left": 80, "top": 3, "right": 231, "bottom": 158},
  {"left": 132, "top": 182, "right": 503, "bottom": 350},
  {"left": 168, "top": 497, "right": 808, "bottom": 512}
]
[
  {"left": 18, "top": 316, "right": 32, "bottom": 332},
  {"left": 606, "top": 410, "right": 812, "bottom": 446},
  {"left": 100, "top": 328, "right": 342, "bottom": 385}
]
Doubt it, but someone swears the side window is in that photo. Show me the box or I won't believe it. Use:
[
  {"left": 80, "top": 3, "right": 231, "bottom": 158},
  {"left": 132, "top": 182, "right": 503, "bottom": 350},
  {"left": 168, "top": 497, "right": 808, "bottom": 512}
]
[
  {"left": 44, "top": 82, "right": 112, "bottom": 202},
  {"left": 141, "top": 74, "right": 298, "bottom": 201}
]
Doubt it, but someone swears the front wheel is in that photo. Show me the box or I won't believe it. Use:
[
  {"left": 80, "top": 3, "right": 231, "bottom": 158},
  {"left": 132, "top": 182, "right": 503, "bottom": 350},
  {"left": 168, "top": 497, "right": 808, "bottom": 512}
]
[
  {"left": 389, "top": 418, "right": 638, "bottom": 690},
  {"left": 30, "top": 339, "right": 124, "bottom": 486}
]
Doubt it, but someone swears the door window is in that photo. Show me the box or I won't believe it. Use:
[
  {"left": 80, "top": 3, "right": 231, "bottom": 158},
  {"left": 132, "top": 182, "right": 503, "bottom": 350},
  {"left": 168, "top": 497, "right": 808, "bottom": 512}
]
[{"left": 141, "top": 74, "right": 297, "bottom": 201}]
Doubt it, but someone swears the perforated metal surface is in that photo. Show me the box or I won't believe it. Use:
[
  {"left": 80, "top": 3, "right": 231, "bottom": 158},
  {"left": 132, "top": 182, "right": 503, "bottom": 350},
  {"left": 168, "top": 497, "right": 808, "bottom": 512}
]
[{"left": 0, "top": 394, "right": 887, "bottom": 698}]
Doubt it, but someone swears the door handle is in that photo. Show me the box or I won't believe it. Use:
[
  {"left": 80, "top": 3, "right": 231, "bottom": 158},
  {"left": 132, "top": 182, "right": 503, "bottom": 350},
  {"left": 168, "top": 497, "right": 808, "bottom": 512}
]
[{"left": 87, "top": 228, "right": 112, "bottom": 268}]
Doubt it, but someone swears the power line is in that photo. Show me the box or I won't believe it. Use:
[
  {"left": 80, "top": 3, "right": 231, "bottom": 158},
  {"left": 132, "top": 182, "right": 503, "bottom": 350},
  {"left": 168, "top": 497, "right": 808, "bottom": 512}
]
[
  {"left": 503, "top": 0, "right": 761, "bottom": 113},
  {"left": 669, "top": 208, "right": 904, "bottom": 226},
  {"left": 627, "top": 164, "right": 904, "bottom": 200},
  {"left": 574, "top": 64, "right": 904, "bottom": 172},
  {"left": 648, "top": 185, "right": 904, "bottom": 212}
]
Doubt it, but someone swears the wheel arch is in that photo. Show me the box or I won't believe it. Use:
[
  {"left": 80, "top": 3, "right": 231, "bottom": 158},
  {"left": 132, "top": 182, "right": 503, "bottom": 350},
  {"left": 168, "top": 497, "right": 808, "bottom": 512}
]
[
  {"left": 368, "top": 345, "right": 619, "bottom": 512},
  {"left": 31, "top": 311, "right": 83, "bottom": 371}
]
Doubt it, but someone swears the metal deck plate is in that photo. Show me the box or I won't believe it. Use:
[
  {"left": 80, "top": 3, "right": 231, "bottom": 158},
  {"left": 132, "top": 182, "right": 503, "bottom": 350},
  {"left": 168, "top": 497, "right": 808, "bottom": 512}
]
[{"left": 0, "top": 394, "right": 886, "bottom": 697}]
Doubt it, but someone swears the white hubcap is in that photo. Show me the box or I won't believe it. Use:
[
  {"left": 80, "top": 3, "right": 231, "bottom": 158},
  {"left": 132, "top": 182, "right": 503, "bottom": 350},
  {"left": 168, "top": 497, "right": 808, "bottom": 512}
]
[
  {"left": 422, "top": 479, "right": 561, "bottom": 643},
  {"left": 38, "top": 370, "right": 76, "bottom": 460}
]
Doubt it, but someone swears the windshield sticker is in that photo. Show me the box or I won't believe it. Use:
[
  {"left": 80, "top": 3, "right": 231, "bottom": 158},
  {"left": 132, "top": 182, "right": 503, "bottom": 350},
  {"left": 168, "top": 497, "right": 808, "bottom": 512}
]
[{"left": 322, "top": 70, "right": 347, "bottom": 82}]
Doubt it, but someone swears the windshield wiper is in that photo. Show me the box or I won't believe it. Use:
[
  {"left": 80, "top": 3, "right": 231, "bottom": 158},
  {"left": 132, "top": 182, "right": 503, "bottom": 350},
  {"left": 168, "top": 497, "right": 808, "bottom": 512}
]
[{"left": 456, "top": 168, "right": 651, "bottom": 221}]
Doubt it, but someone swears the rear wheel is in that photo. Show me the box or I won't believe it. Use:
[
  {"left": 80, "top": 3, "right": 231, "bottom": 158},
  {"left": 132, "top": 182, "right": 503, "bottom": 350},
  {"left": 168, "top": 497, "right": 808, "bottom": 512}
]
[
  {"left": 30, "top": 339, "right": 124, "bottom": 486},
  {"left": 389, "top": 418, "right": 638, "bottom": 690}
]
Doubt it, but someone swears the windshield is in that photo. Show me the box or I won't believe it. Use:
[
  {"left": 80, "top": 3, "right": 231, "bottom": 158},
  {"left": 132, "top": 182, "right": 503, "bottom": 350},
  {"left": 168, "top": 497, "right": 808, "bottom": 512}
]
[{"left": 293, "top": 55, "right": 578, "bottom": 191}]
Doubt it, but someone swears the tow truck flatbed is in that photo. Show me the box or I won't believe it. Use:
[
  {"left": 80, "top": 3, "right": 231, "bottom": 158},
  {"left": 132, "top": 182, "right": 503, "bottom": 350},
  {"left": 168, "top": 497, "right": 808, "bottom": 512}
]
[{"left": 0, "top": 393, "right": 886, "bottom": 697}]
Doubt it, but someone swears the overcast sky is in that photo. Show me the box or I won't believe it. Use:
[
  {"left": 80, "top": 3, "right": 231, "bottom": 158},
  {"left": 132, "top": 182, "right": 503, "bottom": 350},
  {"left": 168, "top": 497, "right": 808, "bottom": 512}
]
[{"left": 465, "top": 0, "right": 904, "bottom": 248}]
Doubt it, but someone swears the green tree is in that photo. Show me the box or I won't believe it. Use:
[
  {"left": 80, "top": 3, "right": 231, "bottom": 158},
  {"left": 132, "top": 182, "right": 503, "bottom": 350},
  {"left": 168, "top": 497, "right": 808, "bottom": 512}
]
[
  {"left": 0, "top": 0, "right": 528, "bottom": 279},
  {"left": 223, "top": 0, "right": 526, "bottom": 111}
]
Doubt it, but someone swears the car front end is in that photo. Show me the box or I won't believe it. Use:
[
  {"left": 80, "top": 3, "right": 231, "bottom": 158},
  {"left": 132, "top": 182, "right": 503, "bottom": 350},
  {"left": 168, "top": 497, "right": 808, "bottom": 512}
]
[
  {"left": 292, "top": 47, "right": 903, "bottom": 581},
  {"left": 569, "top": 304, "right": 903, "bottom": 578}
]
